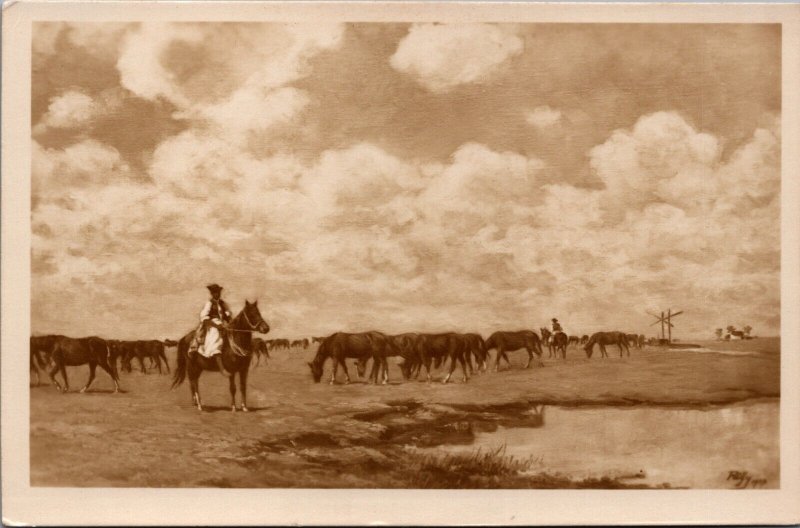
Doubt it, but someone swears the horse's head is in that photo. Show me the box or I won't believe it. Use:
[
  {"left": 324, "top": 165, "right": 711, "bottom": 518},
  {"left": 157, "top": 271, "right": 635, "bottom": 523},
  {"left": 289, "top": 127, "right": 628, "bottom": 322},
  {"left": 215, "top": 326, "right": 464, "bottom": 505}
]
[
  {"left": 583, "top": 342, "right": 593, "bottom": 358},
  {"left": 308, "top": 360, "right": 323, "bottom": 383},
  {"left": 243, "top": 300, "right": 270, "bottom": 334}
]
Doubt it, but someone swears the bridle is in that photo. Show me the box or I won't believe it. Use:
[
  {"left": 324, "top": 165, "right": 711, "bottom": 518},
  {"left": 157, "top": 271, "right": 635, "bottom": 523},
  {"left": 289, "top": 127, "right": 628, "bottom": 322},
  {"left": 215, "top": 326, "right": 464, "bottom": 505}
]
[{"left": 226, "top": 308, "right": 265, "bottom": 333}]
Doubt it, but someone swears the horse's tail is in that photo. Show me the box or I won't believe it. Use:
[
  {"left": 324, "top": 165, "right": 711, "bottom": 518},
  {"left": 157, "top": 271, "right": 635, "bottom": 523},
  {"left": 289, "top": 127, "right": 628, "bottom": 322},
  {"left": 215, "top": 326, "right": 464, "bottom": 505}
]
[{"left": 171, "top": 338, "right": 187, "bottom": 389}]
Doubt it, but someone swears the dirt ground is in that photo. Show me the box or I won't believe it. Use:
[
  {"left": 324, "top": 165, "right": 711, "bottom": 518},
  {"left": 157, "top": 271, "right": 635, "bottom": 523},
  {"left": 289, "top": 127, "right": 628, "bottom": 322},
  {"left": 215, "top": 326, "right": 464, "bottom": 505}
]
[{"left": 30, "top": 338, "right": 780, "bottom": 487}]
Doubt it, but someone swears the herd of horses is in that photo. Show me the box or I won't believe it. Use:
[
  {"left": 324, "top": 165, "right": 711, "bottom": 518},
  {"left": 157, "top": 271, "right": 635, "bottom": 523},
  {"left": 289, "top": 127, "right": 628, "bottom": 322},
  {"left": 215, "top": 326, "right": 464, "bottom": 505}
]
[
  {"left": 30, "top": 301, "right": 647, "bottom": 411},
  {"left": 308, "top": 330, "right": 645, "bottom": 385}
]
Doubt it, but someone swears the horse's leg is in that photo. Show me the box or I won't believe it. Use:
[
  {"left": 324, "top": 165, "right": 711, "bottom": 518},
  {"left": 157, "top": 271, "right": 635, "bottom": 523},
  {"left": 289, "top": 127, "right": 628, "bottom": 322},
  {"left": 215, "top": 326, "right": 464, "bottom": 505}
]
[
  {"left": 240, "top": 368, "right": 249, "bottom": 412},
  {"left": 48, "top": 359, "right": 63, "bottom": 392},
  {"left": 381, "top": 358, "right": 389, "bottom": 385},
  {"left": 138, "top": 353, "right": 147, "bottom": 374},
  {"left": 189, "top": 362, "right": 202, "bottom": 411},
  {"left": 459, "top": 353, "right": 469, "bottom": 383},
  {"left": 442, "top": 355, "right": 456, "bottom": 384},
  {"left": 494, "top": 347, "right": 503, "bottom": 371},
  {"left": 229, "top": 371, "right": 237, "bottom": 412},
  {"left": 340, "top": 358, "right": 351, "bottom": 385},
  {"left": 600, "top": 343, "right": 608, "bottom": 358},
  {"left": 330, "top": 357, "right": 338, "bottom": 385},
  {"left": 524, "top": 346, "right": 533, "bottom": 369},
  {"left": 59, "top": 361, "right": 69, "bottom": 392},
  {"left": 80, "top": 362, "right": 97, "bottom": 393},
  {"left": 97, "top": 361, "right": 121, "bottom": 393}
]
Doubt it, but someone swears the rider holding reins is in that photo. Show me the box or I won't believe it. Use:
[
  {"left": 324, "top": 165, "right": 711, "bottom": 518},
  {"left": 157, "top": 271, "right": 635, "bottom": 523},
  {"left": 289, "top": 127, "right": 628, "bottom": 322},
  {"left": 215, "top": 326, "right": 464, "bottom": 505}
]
[{"left": 188, "top": 283, "right": 232, "bottom": 377}]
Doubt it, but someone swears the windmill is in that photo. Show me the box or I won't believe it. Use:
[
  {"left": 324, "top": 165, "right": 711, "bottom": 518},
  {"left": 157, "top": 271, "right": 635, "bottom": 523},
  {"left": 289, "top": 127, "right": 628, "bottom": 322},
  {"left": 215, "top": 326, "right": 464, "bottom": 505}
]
[{"left": 647, "top": 309, "right": 683, "bottom": 343}]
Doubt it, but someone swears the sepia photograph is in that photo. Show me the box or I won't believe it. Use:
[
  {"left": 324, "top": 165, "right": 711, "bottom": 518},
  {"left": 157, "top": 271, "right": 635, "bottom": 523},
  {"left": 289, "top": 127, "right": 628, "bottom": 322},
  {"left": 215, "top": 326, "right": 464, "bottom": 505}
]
[{"left": 3, "top": 1, "right": 800, "bottom": 525}]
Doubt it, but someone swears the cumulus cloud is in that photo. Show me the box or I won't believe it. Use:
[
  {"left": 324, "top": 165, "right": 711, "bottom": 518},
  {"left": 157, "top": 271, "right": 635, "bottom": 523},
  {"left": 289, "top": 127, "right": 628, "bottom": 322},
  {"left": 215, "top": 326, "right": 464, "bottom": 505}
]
[
  {"left": 390, "top": 23, "right": 523, "bottom": 93},
  {"left": 526, "top": 106, "right": 562, "bottom": 129},
  {"left": 117, "top": 23, "right": 344, "bottom": 137},
  {"left": 34, "top": 88, "right": 124, "bottom": 132}
]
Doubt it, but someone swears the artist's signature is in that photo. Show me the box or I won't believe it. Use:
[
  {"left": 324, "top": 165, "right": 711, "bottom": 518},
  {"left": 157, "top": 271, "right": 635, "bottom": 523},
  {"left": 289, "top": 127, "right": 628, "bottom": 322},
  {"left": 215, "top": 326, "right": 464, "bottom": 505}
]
[{"left": 727, "top": 470, "right": 768, "bottom": 488}]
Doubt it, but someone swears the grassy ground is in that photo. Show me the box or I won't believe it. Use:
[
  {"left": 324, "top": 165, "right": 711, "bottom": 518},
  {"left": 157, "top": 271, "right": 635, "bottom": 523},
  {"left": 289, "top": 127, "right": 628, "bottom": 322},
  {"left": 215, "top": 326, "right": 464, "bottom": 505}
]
[{"left": 29, "top": 337, "right": 780, "bottom": 487}]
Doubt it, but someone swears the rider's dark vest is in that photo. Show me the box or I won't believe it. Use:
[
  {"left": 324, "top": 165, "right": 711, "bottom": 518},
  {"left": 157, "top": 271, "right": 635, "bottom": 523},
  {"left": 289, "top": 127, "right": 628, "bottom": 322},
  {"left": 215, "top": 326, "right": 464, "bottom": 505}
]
[{"left": 208, "top": 299, "right": 231, "bottom": 322}]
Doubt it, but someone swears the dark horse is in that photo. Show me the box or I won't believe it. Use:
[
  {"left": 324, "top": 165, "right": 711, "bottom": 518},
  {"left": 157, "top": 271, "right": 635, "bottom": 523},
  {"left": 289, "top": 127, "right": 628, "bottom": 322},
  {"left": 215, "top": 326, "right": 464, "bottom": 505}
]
[
  {"left": 584, "top": 331, "right": 630, "bottom": 358},
  {"left": 42, "top": 335, "right": 121, "bottom": 393},
  {"left": 540, "top": 328, "right": 568, "bottom": 359},
  {"left": 309, "top": 331, "right": 397, "bottom": 384},
  {"left": 485, "top": 330, "right": 543, "bottom": 370},
  {"left": 172, "top": 300, "right": 270, "bottom": 412}
]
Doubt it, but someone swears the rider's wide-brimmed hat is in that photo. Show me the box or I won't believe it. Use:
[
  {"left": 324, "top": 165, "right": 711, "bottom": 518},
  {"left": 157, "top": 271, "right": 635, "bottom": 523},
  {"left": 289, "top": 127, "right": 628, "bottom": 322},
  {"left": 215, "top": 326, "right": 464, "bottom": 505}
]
[
  {"left": 206, "top": 283, "right": 223, "bottom": 294},
  {"left": 552, "top": 318, "right": 558, "bottom": 322}
]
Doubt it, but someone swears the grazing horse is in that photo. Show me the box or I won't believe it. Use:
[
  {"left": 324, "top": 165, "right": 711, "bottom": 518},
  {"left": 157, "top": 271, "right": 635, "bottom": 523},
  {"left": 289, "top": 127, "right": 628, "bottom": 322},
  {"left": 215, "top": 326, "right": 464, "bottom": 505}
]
[
  {"left": 45, "top": 336, "right": 121, "bottom": 393},
  {"left": 464, "top": 333, "right": 488, "bottom": 374},
  {"left": 485, "top": 330, "right": 543, "bottom": 371},
  {"left": 360, "top": 332, "right": 422, "bottom": 384},
  {"left": 568, "top": 335, "right": 580, "bottom": 347},
  {"left": 134, "top": 340, "right": 170, "bottom": 374},
  {"left": 252, "top": 337, "right": 270, "bottom": 366},
  {"left": 584, "top": 331, "right": 630, "bottom": 358},
  {"left": 172, "top": 300, "right": 270, "bottom": 412},
  {"left": 415, "top": 333, "right": 470, "bottom": 384},
  {"left": 308, "top": 331, "right": 397, "bottom": 384},
  {"left": 541, "top": 328, "right": 568, "bottom": 359},
  {"left": 626, "top": 334, "right": 641, "bottom": 349}
]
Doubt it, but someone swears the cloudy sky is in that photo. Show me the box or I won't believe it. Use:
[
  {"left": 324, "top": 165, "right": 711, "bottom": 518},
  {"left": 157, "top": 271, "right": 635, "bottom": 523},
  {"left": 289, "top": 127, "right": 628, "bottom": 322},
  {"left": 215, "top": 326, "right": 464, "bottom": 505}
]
[{"left": 31, "top": 22, "right": 780, "bottom": 340}]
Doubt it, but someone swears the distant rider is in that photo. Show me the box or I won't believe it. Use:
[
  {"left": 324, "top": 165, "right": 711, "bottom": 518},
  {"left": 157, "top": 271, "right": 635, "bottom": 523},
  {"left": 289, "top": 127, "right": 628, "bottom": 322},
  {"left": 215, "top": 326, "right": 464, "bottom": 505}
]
[{"left": 550, "top": 318, "right": 565, "bottom": 344}]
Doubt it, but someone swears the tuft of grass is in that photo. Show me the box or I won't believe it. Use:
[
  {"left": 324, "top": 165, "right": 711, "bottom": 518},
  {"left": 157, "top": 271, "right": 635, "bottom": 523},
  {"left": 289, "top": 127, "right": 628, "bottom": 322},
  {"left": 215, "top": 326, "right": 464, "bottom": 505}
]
[{"left": 408, "top": 445, "right": 535, "bottom": 487}]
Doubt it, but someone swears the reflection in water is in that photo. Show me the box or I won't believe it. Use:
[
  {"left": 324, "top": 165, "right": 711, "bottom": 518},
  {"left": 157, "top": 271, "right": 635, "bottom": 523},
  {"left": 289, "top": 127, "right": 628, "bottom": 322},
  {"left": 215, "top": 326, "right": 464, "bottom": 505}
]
[{"left": 442, "top": 401, "right": 779, "bottom": 489}]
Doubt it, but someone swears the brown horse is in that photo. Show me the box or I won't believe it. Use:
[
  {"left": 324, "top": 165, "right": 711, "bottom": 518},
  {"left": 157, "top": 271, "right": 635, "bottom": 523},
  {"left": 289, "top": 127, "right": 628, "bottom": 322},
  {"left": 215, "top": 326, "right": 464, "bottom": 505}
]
[
  {"left": 172, "top": 300, "right": 270, "bottom": 412},
  {"left": 30, "top": 335, "right": 63, "bottom": 386},
  {"left": 568, "top": 335, "right": 580, "bottom": 347},
  {"left": 485, "top": 330, "right": 543, "bottom": 370},
  {"left": 43, "top": 335, "right": 121, "bottom": 393},
  {"left": 415, "top": 333, "right": 471, "bottom": 384},
  {"left": 252, "top": 337, "right": 270, "bottom": 366},
  {"left": 308, "top": 331, "right": 397, "bottom": 384},
  {"left": 584, "top": 331, "right": 630, "bottom": 358},
  {"left": 360, "top": 332, "right": 423, "bottom": 384},
  {"left": 464, "top": 333, "right": 488, "bottom": 374},
  {"left": 122, "top": 340, "right": 170, "bottom": 374},
  {"left": 541, "top": 328, "right": 568, "bottom": 359}
]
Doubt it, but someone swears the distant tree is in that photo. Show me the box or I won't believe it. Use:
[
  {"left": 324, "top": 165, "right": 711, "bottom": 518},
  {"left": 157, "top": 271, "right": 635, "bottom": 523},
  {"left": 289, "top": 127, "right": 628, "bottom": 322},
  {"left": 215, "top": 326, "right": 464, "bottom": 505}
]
[
  {"left": 743, "top": 325, "right": 753, "bottom": 336},
  {"left": 715, "top": 328, "right": 723, "bottom": 340}
]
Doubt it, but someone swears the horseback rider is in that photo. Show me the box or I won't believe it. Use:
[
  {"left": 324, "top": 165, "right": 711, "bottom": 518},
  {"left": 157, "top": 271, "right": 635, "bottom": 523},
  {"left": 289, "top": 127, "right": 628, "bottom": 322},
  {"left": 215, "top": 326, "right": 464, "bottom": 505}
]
[
  {"left": 188, "top": 283, "right": 232, "bottom": 377},
  {"left": 550, "top": 318, "right": 565, "bottom": 344}
]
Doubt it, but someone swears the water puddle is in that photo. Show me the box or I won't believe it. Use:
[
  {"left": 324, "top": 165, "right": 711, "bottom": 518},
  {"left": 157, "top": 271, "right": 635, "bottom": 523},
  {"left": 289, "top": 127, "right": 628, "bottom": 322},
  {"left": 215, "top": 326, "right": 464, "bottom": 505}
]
[{"left": 427, "top": 401, "right": 779, "bottom": 489}]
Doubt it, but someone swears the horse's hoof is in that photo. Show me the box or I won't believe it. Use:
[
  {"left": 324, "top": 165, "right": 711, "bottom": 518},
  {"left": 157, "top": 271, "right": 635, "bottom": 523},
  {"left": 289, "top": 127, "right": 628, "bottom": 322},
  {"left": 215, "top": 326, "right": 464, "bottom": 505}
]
[
  {"left": 197, "top": 406, "right": 203, "bottom": 412},
  {"left": 241, "top": 406, "right": 250, "bottom": 413},
  {"left": 344, "top": 380, "right": 350, "bottom": 385},
  {"left": 79, "top": 387, "right": 87, "bottom": 393},
  {"left": 231, "top": 406, "right": 237, "bottom": 412}
]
